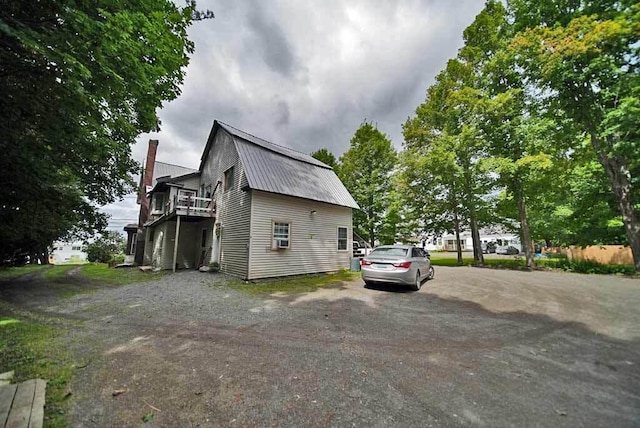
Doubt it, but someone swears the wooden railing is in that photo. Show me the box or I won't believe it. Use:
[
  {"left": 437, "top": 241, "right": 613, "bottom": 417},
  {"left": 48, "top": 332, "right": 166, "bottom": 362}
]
[{"left": 169, "top": 194, "right": 215, "bottom": 217}]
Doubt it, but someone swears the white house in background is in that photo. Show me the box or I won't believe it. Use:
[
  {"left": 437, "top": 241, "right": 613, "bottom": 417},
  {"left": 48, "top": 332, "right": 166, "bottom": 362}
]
[
  {"left": 50, "top": 241, "right": 88, "bottom": 264},
  {"left": 142, "top": 120, "right": 359, "bottom": 279},
  {"left": 423, "top": 226, "right": 522, "bottom": 252}
]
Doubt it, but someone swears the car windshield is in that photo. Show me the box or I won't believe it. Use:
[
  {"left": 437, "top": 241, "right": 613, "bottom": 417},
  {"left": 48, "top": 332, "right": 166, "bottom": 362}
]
[{"left": 370, "top": 247, "right": 408, "bottom": 257}]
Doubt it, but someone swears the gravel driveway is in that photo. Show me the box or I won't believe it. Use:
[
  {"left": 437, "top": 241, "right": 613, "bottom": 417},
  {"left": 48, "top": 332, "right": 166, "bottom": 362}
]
[{"left": 8, "top": 267, "right": 640, "bottom": 427}]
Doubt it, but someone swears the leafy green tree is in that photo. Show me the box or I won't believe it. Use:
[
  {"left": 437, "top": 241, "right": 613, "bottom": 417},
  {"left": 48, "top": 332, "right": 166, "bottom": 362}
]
[
  {"left": 310, "top": 148, "right": 338, "bottom": 169},
  {"left": 339, "top": 123, "right": 396, "bottom": 247},
  {"left": 84, "top": 231, "right": 126, "bottom": 263},
  {"left": 509, "top": 0, "right": 640, "bottom": 270},
  {"left": 0, "top": 0, "right": 212, "bottom": 262},
  {"left": 396, "top": 137, "right": 468, "bottom": 265},
  {"left": 403, "top": 50, "right": 495, "bottom": 265}
]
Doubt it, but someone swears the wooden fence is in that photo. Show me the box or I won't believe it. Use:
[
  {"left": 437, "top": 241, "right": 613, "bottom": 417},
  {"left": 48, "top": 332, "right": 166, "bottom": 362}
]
[{"left": 558, "top": 245, "right": 633, "bottom": 265}]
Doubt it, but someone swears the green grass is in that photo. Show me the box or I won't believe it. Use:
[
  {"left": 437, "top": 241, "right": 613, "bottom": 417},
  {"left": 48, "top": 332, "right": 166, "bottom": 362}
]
[
  {"left": 79, "top": 263, "right": 167, "bottom": 285},
  {"left": 429, "top": 255, "right": 636, "bottom": 275},
  {"left": 229, "top": 270, "right": 360, "bottom": 295},
  {"left": 0, "top": 265, "right": 49, "bottom": 279},
  {"left": 42, "top": 265, "right": 81, "bottom": 282},
  {"left": 429, "top": 256, "right": 526, "bottom": 269},
  {"left": 0, "top": 311, "right": 74, "bottom": 427}
]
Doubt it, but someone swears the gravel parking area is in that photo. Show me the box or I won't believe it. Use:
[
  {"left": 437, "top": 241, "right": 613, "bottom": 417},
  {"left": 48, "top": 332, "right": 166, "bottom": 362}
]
[{"left": 5, "top": 268, "right": 640, "bottom": 427}]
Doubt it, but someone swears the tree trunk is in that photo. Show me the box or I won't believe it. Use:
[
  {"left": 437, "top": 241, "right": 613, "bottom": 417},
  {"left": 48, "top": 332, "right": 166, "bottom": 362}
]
[
  {"left": 592, "top": 134, "right": 640, "bottom": 271},
  {"left": 470, "top": 210, "right": 484, "bottom": 265},
  {"left": 516, "top": 190, "right": 535, "bottom": 269},
  {"left": 454, "top": 211, "right": 463, "bottom": 265},
  {"left": 369, "top": 225, "right": 375, "bottom": 249},
  {"left": 39, "top": 247, "right": 49, "bottom": 265}
]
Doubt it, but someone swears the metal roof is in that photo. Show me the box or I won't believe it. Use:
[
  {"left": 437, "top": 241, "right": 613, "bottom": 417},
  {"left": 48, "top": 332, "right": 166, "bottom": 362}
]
[
  {"left": 218, "top": 122, "right": 330, "bottom": 169},
  {"left": 152, "top": 161, "right": 198, "bottom": 183},
  {"left": 214, "top": 122, "right": 358, "bottom": 209}
]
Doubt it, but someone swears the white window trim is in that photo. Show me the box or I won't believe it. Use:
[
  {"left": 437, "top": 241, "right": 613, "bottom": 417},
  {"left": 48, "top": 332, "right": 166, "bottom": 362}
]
[
  {"left": 337, "top": 226, "right": 348, "bottom": 251},
  {"left": 271, "top": 220, "right": 291, "bottom": 250}
]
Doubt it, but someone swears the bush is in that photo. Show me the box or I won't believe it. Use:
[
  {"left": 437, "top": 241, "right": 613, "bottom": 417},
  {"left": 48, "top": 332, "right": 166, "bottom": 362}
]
[
  {"left": 107, "top": 254, "right": 125, "bottom": 267},
  {"left": 84, "top": 231, "right": 125, "bottom": 263},
  {"left": 538, "top": 258, "right": 635, "bottom": 275}
]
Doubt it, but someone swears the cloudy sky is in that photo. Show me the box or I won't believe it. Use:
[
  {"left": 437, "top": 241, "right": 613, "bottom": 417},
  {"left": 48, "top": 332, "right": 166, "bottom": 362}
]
[{"left": 103, "top": 0, "right": 486, "bottom": 231}]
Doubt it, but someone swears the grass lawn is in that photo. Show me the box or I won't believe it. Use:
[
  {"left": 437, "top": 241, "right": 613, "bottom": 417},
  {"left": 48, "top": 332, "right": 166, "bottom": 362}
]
[
  {"left": 0, "top": 265, "right": 49, "bottom": 279},
  {"left": 0, "top": 310, "right": 74, "bottom": 428},
  {"left": 429, "top": 256, "right": 526, "bottom": 269},
  {"left": 229, "top": 270, "right": 360, "bottom": 295},
  {"left": 429, "top": 254, "right": 636, "bottom": 275},
  {"left": 79, "top": 263, "right": 167, "bottom": 285}
]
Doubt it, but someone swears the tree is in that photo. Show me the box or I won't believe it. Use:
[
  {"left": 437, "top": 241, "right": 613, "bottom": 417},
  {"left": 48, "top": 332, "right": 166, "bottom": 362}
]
[
  {"left": 84, "top": 231, "right": 126, "bottom": 263},
  {"left": 509, "top": 0, "right": 640, "bottom": 270},
  {"left": 0, "top": 1, "right": 212, "bottom": 262},
  {"left": 310, "top": 148, "right": 338, "bottom": 169},
  {"left": 403, "top": 51, "right": 495, "bottom": 265},
  {"left": 339, "top": 123, "right": 396, "bottom": 247},
  {"left": 397, "top": 137, "right": 468, "bottom": 265}
]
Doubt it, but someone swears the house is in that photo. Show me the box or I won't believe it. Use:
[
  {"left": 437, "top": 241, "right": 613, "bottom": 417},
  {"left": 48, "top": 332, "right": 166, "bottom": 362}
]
[
  {"left": 123, "top": 138, "right": 198, "bottom": 265},
  {"left": 141, "top": 120, "right": 359, "bottom": 279},
  {"left": 422, "top": 226, "right": 522, "bottom": 252},
  {"left": 50, "top": 241, "right": 88, "bottom": 264}
]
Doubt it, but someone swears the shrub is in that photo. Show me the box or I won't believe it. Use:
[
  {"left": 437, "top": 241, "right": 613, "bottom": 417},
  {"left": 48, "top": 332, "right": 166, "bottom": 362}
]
[
  {"left": 84, "top": 231, "right": 125, "bottom": 263},
  {"left": 538, "top": 258, "right": 635, "bottom": 275}
]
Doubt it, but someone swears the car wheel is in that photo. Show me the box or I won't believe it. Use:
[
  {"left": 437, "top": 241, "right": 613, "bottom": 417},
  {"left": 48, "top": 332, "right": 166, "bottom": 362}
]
[
  {"left": 427, "top": 265, "right": 435, "bottom": 280},
  {"left": 412, "top": 271, "right": 422, "bottom": 291},
  {"left": 364, "top": 280, "right": 373, "bottom": 288}
]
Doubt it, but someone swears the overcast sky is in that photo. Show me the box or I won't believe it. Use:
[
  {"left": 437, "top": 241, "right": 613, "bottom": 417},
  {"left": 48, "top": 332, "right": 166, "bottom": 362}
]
[{"left": 103, "top": 0, "right": 486, "bottom": 232}]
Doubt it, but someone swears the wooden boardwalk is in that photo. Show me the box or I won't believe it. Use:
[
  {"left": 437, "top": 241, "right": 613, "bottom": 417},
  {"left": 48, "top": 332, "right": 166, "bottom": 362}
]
[{"left": 0, "top": 379, "right": 46, "bottom": 428}]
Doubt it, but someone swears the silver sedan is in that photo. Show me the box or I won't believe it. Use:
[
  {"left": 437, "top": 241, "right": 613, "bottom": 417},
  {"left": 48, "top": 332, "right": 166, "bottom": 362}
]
[{"left": 360, "top": 245, "right": 434, "bottom": 291}]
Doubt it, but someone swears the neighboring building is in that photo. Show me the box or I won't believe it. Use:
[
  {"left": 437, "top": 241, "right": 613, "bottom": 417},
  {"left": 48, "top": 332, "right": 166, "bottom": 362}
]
[
  {"left": 50, "top": 242, "right": 88, "bottom": 264},
  {"left": 422, "top": 226, "right": 522, "bottom": 252},
  {"left": 141, "top": 120, "right": 359, "bottom": 279}
]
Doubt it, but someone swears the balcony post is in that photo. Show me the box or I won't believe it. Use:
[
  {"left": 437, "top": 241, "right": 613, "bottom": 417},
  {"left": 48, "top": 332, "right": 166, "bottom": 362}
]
[{"left": 172, "top": 216, "right": 181, "bottom": 273}]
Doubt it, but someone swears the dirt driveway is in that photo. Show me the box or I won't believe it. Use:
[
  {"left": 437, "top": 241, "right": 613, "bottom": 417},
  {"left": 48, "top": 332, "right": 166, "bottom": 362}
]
[{"left": 4, "top": 267, "right": 640, "bottom": 427}]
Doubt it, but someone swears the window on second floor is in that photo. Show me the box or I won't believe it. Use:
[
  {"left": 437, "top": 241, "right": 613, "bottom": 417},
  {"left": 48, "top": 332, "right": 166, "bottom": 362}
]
[
  {"left": 154, "top": 193, "right": 164, "bottom": 212},
  {"left": 72, "top": 246, "right": 81, "bottom": 251},
  {"left": 224, "top": 167, "right": 235, "bottom": 192}
]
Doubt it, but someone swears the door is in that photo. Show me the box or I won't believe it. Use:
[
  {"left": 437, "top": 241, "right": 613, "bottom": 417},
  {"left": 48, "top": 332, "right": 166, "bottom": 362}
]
[{"left": 198, "top": 227, "right": 210, "bottom": 268}]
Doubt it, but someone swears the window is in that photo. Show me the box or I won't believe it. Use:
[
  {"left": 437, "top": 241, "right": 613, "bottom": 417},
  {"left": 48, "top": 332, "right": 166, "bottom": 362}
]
[
  {"left": 154, "top": 193, "right": 164, "bottom": 212},
  {"left": 337, "top": 227, "right": 348, "bottom": 251},
  {"left": 72, "top": 246, "right": 81, "bottom": 251},
  {"left": 370, "top": 247, "right": 408, "bottom": 257},
  {"left": 130, "top": 233, "right": 137, "bottom": 255},
  {"left": 224, "top": 167, "right": 235, "bottom": 191},
  {"left": 272, "top": 221, "right": 290, "bottom": 249}
]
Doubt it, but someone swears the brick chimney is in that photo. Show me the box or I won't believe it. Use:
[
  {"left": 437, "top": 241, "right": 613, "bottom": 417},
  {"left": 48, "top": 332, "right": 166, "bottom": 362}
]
[{"left": 137, "top": 139, "right": 159, "bottom": 228}]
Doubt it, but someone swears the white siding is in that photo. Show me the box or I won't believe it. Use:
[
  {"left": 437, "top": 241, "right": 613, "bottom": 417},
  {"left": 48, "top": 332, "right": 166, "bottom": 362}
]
[
  {"left": 200, "top": 129, "right": 251, "bottom": 278},
  {"left": 248, "top": 191, "right": 353, "bottom": 279},
  {"left": 51, "top": 242, "right": 87, "bottom": 264}
]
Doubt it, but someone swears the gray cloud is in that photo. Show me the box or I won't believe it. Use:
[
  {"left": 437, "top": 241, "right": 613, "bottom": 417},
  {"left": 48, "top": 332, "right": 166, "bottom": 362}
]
[
  {"left": 106, "top": 0, "right": 487, "bottom": 227},
  {"left": 246, "top": 2, "right": 297, "bottom": 77}
]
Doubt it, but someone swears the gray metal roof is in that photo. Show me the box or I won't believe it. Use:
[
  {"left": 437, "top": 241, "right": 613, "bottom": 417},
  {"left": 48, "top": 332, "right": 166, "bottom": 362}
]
[
  {"left": 152, "top": 161, "right": 198, "bottom": 183},
  {"left": 218, "top": 122, "right": 330, "bottom": 169},
  {"left": 217, "top": 122, "right": 358, "bottom": 209}
]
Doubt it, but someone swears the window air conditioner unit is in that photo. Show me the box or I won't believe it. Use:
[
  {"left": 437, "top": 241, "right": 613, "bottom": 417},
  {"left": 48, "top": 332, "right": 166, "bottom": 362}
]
[{"left": 276, "top": 239, "right": 289, "bottom": 249}]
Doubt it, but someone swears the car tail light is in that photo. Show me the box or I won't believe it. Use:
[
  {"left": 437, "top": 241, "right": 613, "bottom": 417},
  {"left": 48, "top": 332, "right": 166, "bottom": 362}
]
[
  {"left": 393, "top": 261, "right": 412, "bottom": 269},
  {"left": 360, "top": 259, "right": 371, "bottom": 266}
]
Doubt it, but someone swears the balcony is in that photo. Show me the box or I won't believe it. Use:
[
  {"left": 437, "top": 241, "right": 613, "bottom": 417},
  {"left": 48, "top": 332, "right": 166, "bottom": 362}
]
[{"left": 169, "top": 193, "right": 215, "bottom": 217}]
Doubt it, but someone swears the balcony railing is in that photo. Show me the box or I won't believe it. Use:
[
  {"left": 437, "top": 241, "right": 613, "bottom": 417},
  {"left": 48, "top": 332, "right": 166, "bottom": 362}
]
[{"left": 166, "top": 194, "right": 215, "bottom": 217}]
